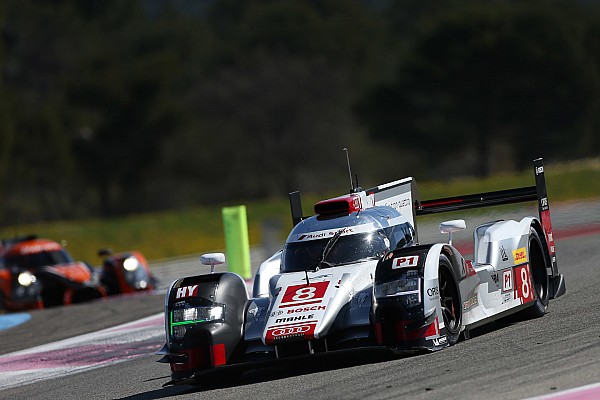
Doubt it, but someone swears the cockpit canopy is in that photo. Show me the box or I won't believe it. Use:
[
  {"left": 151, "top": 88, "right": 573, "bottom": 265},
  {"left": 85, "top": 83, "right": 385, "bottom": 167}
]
[{"left": 281, "top": 206, "right": 415, "bottom": 273}]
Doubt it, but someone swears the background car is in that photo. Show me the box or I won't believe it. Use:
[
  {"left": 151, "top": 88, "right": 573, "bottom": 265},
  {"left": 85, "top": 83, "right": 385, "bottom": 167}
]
[
  {"left": 97, "top": 248, "right": 156, "bottom": 296},
  {"left": 0, "top": 237, "right": 43, "bottom": 312},
  {"left": 0, "top": 235, "right": 105, "bottom": 308}
]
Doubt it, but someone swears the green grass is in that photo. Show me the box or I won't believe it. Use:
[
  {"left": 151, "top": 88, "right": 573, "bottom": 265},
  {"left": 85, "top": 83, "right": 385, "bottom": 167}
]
[{"left": 1, "top": 158, "right": 598, "bottom": 264}]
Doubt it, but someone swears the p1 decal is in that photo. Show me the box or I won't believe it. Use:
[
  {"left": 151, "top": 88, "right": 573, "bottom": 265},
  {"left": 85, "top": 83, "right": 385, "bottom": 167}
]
[
  {"left": 514, "top": 264, "right": 535, "bottom": 304},
  {"left": 279, "top": 281, "right": 330, "bottom": 307},
  {"left": 513, "top": 247, "right": 527, "bottom": 264},
  {"left": 392, "top": 255, "right": 419, "bottom": 269},
  {"left": 175, "top": 285, "right": 198, "bottom": 299},
  {"left": 463, "top": 260, "right": 477, "bottom": 277},
  {"left": 502, "top": 269, "right": 513, "bottom": 292}
]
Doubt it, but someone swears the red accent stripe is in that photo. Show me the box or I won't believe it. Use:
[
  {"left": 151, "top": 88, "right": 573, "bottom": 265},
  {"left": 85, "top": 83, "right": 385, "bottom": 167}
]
[
  {"left": 374, "top": 322, "right": 383, "bottom": 344},
  {"left": 422, "top": 198, "right": 464, "bottom": 207},
  {"left": 211, "top": 344, "right": 226, "bottom": 366},
  {"left": 278, "top": 300, "right": 323, "bottom": 308}
]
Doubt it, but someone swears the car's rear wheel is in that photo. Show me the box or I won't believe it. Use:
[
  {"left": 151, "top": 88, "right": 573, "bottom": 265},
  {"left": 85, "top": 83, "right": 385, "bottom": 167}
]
[
  {"left": 521, "top": 227, "right": 550, "bottom": 318},
  {"left": 439, "top": 254, "right": 462, "bottom": 345}
]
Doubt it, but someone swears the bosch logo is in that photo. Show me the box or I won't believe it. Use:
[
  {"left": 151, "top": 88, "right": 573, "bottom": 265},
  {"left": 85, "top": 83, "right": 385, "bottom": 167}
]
[
  {"left": 271, "top": 325, "right": 311, "bottom": 337},
  {"left": 287, "top": 305, "right": 326, "bottom": 314},
  {"left": 427, "top": 287, "right": 439, "bottom": 297}
]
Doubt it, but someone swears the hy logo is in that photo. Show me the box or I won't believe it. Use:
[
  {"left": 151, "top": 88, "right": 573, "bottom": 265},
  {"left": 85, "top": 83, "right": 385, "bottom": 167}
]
[{"left": 175, "top": 285, "right": 198, "bottom": 299}]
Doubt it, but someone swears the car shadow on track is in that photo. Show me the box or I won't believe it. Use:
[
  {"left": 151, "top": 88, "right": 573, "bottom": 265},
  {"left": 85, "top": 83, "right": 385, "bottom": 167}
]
[{"left": 116, "top": 348, "right": 414, "bottom": 400}]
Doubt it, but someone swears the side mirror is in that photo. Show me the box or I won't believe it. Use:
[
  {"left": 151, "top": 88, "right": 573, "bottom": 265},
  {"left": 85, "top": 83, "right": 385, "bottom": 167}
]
[
  {"left": 200, "top": 252, "right": 226, "bottom": 273},
  {"left": 439, "top": 219, "right": 466, "bottom": 245}
]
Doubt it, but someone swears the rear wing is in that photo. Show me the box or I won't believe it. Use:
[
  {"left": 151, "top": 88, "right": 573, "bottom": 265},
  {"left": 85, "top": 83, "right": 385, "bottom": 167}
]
[
  {"left": 414, "top": 158, "right": 564, "bottom": 298},
  {"left": 415, "top": 159, "right": 555, "bottom": 264}
]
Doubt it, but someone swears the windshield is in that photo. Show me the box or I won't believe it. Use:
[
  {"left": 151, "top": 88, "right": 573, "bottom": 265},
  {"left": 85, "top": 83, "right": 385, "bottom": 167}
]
[
  {"left": 5, "top": 249, "right": 74, "bottom": 270},
  {"left": 282, "top": 230, "right": 389, "bottom": 272}
]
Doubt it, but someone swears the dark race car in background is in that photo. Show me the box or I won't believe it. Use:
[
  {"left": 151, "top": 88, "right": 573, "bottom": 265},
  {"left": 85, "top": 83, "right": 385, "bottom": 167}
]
[
  {"left": 98, "top": 248, "right": 156, "bottom": 296},
  {"left": 0, "top": 244, "right": 43, "bottom": 311},
  {"left": 0, "top": 235, "right": 156, "bottom": 312},
  {"left": 157, "top": 158, "right": 566, "bottom": 385}
]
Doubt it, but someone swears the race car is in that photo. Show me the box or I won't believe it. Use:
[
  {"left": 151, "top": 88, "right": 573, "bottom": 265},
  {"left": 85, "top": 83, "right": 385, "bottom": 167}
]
[
  {"left": 157, "top": 158, "right": 566, "bottom": 384},
  {"left": 0, "top": 235, "right": 155, "bottom": 311},
  {"left": 0, "top": 235, "right": 106, "bottom": 309},
  {"left": 97, "top": 248, "right": 156, "bottom": 296},
  {"left": 0, "top": 237, "right": 43, "bottom": 311}
]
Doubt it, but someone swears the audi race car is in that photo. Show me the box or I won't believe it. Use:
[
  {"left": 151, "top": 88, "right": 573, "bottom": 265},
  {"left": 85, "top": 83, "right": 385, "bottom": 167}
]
[{"left": 157, "top": 158, "right": 566, "bottom": 385}]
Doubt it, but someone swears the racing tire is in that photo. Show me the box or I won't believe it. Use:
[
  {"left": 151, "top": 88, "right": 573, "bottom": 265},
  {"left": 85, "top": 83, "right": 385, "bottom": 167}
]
[
  {"left": 439, "top": 254, "right": 462, "bottom": 345},
  {"left": 520, "top": 227, "right": 550, "bottom": 319}
]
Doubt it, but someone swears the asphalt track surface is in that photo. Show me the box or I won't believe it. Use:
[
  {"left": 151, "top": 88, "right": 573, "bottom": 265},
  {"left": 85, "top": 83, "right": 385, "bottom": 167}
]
[{"left": 1, "top": 204, "right": 599, "bottom": 399}]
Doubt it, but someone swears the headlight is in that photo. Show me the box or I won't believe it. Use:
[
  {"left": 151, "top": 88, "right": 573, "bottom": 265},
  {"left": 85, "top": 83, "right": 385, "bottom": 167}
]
[
  {"left": 374, "top": 270, "right": 421, "bottom": 307},
  {"left": 123, "top": 257, "right": 140, "bottom": 271},
  {"left": 172, "top": 305, "right": 225, "bottom": 323},
  {"left": 18, "top": 271, "right": 36, "bottom": 287},
  {"left": 170, "top": 305, "right": 225, "bottom": 339}
]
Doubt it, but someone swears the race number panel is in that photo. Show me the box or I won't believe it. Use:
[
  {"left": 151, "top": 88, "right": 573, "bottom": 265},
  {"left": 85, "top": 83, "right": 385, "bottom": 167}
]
[
  {"left": 514, "top": 264, "right": 535, "bottom": 304},
  {"left": 279, "top": 281, "right": 330, "bottom": 307}
]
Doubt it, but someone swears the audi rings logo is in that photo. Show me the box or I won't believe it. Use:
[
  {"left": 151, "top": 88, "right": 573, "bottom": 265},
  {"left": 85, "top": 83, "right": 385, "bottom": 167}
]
[{"left": 271, "top": 325, "right": 311, "bottom": 337}]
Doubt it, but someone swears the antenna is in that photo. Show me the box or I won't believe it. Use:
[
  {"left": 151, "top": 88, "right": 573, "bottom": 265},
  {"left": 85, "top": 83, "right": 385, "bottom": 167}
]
[{"left": 343, "top": 147, "right": 354, "bottom": 193}]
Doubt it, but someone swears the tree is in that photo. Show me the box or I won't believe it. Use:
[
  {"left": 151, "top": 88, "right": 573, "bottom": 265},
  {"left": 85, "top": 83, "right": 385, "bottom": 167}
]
[
  {"left": 68, "top": 1, "right": 182, "bottom": 215},
  {"left": 358, "top": 1, "right": 600, "bottom": 177}
]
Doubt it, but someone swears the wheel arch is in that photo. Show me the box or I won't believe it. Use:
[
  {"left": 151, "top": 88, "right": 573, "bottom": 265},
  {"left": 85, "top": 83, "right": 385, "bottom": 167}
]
[
  {"left": 530, "top": 218, "right": 552, "bottom": 277},
  {"left": 422, "top": 243, "right": 465, "bottom": 327},
  {"left": 423, "top": 243, "right": 466, "bottom": 285}
]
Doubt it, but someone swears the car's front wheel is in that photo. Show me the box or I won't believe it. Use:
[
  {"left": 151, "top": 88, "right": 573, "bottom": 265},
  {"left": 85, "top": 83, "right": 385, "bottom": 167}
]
[{"left": 439, "top": 254, "right": 462, "bottom": 345}]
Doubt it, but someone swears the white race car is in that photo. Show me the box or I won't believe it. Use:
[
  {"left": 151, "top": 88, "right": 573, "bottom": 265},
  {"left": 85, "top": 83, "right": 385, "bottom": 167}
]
[{"left": 157, "top": 158, "right": 566, "bottom": 384}]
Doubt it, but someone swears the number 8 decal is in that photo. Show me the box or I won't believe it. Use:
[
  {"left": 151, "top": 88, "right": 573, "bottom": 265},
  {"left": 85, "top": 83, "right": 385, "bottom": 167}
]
[
  {"left": 281, "top": 281, "right": 330, "bottom": 305},
  {"left": 515, "top": 265, "right": 534, "bottom": 303},
  {"left": 520, "top": 267, "right": 530, "bottom": 299},
  {"left": 292, "top": 286, "right": 317, "bottom": 301}
]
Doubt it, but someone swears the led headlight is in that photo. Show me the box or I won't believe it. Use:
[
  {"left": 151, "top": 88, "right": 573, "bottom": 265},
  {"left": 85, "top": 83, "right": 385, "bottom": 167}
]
[
  {"left": 172, "top": 305, "right": 225, "bottom": 323},
  {"left": 123, "top": 257, "right": 140, "bottom": 271},
  {"left": 18, "top": 271, "right": 36, "bottom": 287},
  {"left": 374, "top": 270, "right": 421, "bottom": 307},
  {"left": 170, "top": 305, "right": 225, "bottom": 339}
]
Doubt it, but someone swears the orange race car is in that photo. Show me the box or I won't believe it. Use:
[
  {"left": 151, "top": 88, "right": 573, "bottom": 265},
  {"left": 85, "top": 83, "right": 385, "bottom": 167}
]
[
  {"left": 0, "top": 237, "right": 43, "bottom": 311},
  {"left": 0, "top": 235, "right": 156, "bottom": 312}
]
